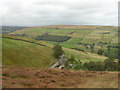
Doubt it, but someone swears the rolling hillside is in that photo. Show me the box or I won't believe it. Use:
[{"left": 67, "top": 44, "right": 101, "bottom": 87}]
[
  {"left": 10, "top": 25, "right": 118, "bottom": 59},
  {"left": 2, "top": 35, "right": 106, "bottom": 65},
  {"left": 2, "top": 38, "right": 57, "bottom": 68},
  {"left": 2, "top": 25, "right": 118, "bottom": 88},
  {"left": 10, "top": 25, "right": 117, "bottom": 43},
  {"left": 2, "top": 26, "right": 28, "bottom": 34}
]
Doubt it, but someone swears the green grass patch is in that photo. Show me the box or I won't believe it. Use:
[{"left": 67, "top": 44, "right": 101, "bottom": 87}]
[{"left": 2, "top": 38, "right": 57, "bottom": 68}]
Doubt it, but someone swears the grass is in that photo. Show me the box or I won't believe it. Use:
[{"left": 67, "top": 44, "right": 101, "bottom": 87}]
[
  {"left": 2, "top": 25, "right": 118, "bottom": 88},
  {"left": 11, "top": 25, "right": 118, "bottom": 48},
  {"left": 2, "top": 35, "right": 106, "bottom": 67},
  {"left": 2, "top": 38, "right": 57, "bottom": 68},
  {"left": 60, "top": 37, "right": 82, "bottom": 48},
  {"left": 3, "top": 25, "right": 117, "bottom": 69},
  {"left": 63, "top": 48, "right": 106, "bottom": 63},
  {"left": 77, "top": 72, "right": 118, "bottom": 88}
]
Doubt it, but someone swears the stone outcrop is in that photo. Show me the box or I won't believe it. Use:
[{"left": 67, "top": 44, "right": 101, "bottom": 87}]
[{"left": 50, "top": 54, "right": 68, "bottom": 69}]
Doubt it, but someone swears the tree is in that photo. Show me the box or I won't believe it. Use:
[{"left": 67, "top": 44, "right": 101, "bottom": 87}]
[
  {"left": 66, "top": 55, "right": 83, "bottom": 70},
  {"left": 104, "top": 58, "right": 118, "bottom": 71},
  {"left": 73, "top": 60, "right": 83, "bottom": 70},
  {"left": 107, "top": 46, "right": 111, "bottom": 51},
  {"left": 83, "top": 62, "right": 96, "bottom": 70},
  {"left": 83, "top": 61, "right": 104, "bottom": 71},
  {"left": 68, "top": 55, "right": 75, "bottom": 63},
  {"left": 90, "top": 43, "right": 95, "bottom": 53},
  {"left": 52, "top": 44, "right": 64, "bottom": 59},
  {"left": 97, "top": 49, "right": 104, "bottom": 55}
]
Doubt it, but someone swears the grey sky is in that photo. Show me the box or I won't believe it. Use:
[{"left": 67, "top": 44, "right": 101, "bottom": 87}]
[{"left": 1, "top": 0, "right": 119, "bottom": 26}]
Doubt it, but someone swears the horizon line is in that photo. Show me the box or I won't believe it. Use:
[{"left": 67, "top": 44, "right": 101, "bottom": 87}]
[{"left": 0, "top": 24, "right": 118, "bottom": 27}]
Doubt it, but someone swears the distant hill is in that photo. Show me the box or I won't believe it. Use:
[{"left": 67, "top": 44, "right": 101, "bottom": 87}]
[
  {"left": 10, "top": 25, "right": 117, "bottom": 44},
  {"left": 2, "top": 35, "right": 106, "bottom": 64},
  {"left": 33, "top": 25, "right": 117, "bottom": 30},
  {"left": 10, "top": 25, "right": 118, "bottom": 59},
  {"left": 2, "top": 26, "right": 28, "bottom": 34},
  {"left": 2, "top": 25, "right": 118, "bottom": 88}
]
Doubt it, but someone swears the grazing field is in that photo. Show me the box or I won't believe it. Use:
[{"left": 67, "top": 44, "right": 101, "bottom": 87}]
[
  {"left": 2, "top": 35, "right": 106, "bottom": 65},
  {"left": 2, "top": 38, "right": 57, "bottom": 68},
  {"left": 63, "top": 47, "right": 106, "bottom": 63},
  {"left": 2, "top": 65, "right": 118, "bottom": 88},
  {"left": 3, "top": 25, "right": 118, "bottom": 69},
  {"left": 11, "top": 25, "right": 118, "bottom": 43},
  {"left": 2, "top": 25, "right": 118, "bottom": 88},
  {"left": 10, "top": 25, "right": 118, "bottom": 58}
]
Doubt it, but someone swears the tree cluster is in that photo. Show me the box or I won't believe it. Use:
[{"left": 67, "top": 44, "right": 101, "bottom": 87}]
[
  {"left": 2, "top": 26, "right": 25, "bottom": 34},
  {"left": 83, "top": 58, "right": 118, "bottom": 71},
  {"left": 35, "top": 33, "right": 71, "bottom": 42}
]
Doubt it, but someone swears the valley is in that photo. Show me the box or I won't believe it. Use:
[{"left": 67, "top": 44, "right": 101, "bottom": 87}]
[{"left": 2, "top": 25, "right": 119, "bottom": 88}]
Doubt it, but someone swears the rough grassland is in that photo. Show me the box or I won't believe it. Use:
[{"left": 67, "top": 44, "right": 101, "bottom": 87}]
[
  {"left": 11, "top": 25, "right": 117, "bottom": 44},
  {"left": 2, "top": 65, "right": 118, "bottom": 88},
  {"left": 10, "top": 25, "right": 118, "bottom": 54},
  {"left": 2, "top": 36, "right": 106, "bottom": 64},
  {"left": 63, "top": 48, "right": 106, "bottom": 63},
  {"left": 2, "top": 38, "right": 56, "bottom": 68}
]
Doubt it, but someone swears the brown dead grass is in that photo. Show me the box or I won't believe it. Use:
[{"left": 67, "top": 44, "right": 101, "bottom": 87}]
[
  {"left": 2, "top": 65, "right": 118, "bottom": 88},
  {"left": 34, "top": 25, "right": 117, "bottom": 30}
]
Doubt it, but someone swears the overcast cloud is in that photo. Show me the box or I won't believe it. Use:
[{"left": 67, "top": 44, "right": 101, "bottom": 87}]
[{"left": 0, "top": 0, "right": 119, "bottom": 26}]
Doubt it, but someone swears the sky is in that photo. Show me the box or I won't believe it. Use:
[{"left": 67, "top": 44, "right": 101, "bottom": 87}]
[{"left": 0, "top": 0, "right": 119, "bottom": 26}]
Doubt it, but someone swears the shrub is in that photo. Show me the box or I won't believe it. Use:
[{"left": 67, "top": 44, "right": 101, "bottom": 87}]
[
  {"left": 68, "top": 55, "right": 76, "bottom": 63},
  {"left": 90, "top": 43, "right": 95, "bottom": 53},
  {"left": 104, "top": 58, "right": 118, "bottom": 71},
  {"left": 97, "top": 49, "right": 104, "bottom": 55},
  {"left": 83, "top": 61, "right": 104, "bottom": 71},
  {"left": 65, "top": 55, "right": 83, "bottom": 70}
]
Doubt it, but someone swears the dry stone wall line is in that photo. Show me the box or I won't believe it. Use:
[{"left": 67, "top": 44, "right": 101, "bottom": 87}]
[{"left": 2, "top": 36, "right": 46, "bottom": 47}]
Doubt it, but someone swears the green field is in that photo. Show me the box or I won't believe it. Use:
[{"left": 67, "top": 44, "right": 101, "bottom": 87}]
[
  {"left": 11, "top": 25, "right": 118, "bottom": 44},
  {"left": 2, "top": 25, "right": 118, "bottom": 68},
  {"left": 2, "top": 38, "right": 57, "bottom": 68},
  {"left": 2, "top": 35, "right": 106, "bottom": 68},
  {"left": 10, "top": 25, "right": 118, "bottom": 56}
]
